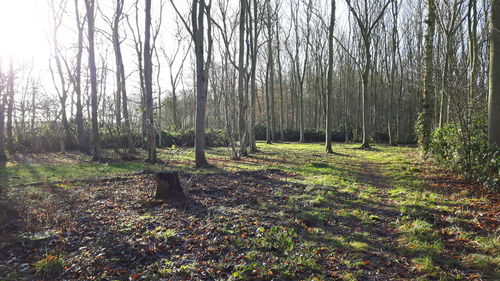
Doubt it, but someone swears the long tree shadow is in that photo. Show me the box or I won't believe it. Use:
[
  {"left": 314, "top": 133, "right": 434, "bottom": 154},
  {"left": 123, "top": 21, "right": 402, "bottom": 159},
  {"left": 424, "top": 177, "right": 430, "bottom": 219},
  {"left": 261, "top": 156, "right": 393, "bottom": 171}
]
[
  {"left": 175, "top": 168, "right": 414, "bottom": 279},
  {"left": 0, "top": 166, "right": 438, "bottom": 280}
]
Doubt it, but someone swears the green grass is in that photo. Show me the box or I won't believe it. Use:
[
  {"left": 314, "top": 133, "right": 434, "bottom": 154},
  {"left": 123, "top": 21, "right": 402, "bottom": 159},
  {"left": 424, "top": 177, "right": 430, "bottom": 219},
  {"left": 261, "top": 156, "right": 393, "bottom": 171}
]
[
  {"left": 144, "top": 226, "right": 179, "bottom": 242},
  {"left": 1, "top": 142, "right": 497, "bottom": 280},
  {"left": 34, "top": 254, "right": 65, "bottom": 280},
  {"left": 0, "top": 161, "right": 151, "bottom": 186}
]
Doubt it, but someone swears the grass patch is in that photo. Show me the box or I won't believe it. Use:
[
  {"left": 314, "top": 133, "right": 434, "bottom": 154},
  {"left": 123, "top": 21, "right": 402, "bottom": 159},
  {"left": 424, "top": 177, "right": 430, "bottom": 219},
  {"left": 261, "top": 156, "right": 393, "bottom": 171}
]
[
  {"left": 252, "top": 226, "right": 296, "bottom": 254},
  {"left": 34, "top": 254, "right": 65, "bottom": 280},
  {"left": 144, "top": 226, "right": 178, "bottom": 242},
  {"left": 412, "top": 256, "right": 442, "bottom": 277},
  {"left": 1, "top": 142, "right": 497, "bottom": 280},
  {"left": 1, "top": 161, "right": 151, "bottom": 186}
]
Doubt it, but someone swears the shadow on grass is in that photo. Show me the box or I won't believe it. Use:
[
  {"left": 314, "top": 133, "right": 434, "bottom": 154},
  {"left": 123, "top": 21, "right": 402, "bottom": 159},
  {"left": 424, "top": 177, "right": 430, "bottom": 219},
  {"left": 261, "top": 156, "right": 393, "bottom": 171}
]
[{"left": 3, "top": 163, "right": 487, "bottom": 280}]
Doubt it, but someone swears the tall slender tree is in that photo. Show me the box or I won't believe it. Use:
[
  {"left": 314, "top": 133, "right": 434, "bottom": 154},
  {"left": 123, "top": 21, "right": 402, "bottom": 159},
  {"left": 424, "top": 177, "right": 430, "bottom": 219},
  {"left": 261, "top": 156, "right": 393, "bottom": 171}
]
[
  {"left": 238, "top": 0, "right": 247, "bottom": 156},
  {"left": 419, "top": 0, "right": 437, "bottom": 153},
  {"left": 171, "top": 0, "right": 213, "bottom": 167},
  {"left": 266, "top": 0, "right": 275, "bottom": 143},
  {"left": 248, "top": 0, "right": 262, "bottom": 152},
  {"left": 6, "top": 58, "right": 14, "bottom": 155},
  {"left": 275, "top": 2, "right": 285, "bottom": 141},
  {"left": 74, "top": 0, "right": 87, "bottom": 152},
  {"left": 48, "top": 0, "right": 71, "bottom": 153},
  {"left": 345, "top": 0, "right": 391, "bottom": 149},
  {"left": 84, "top": 0, "right": 100, "bottom": 160},
  {"left": 489, "top": 0, "right": 500, "bottom": 146},
  {"left": 0, "top": 59, "right": 6, "bottom": 161},
  {"left": 325, "top": 0, "right": 335, "bottom": 153},
  {"left": 144, "top": 0, "right": 157, "bottom": 163}
]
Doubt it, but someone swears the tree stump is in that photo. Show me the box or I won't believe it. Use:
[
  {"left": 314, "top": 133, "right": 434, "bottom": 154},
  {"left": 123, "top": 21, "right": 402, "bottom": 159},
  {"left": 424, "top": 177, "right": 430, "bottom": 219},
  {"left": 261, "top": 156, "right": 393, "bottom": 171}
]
[{"left": 155, "top": 172, "right": 186, "bottom": 202}]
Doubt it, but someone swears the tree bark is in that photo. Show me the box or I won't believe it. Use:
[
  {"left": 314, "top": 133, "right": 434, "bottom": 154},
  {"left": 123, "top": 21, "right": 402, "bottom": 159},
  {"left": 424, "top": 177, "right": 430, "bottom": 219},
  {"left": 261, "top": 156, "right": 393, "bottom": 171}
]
[
  {"left": 248, "top": 0, "right": 259, "bottom": 152},
  {"left": 420, "top": 0, "right": 436, "bottom": 153},
  {"left": 74, "top": 0, "right": 87, "bottom": 153},
  {"left": 85, "top": 0, "right": 100, "bottom": 160},
  {"left": 112, "top": 0, "right": 124, "bottom": 129},
  {"left": 361, "top": 49, "right": 370, "bottom": 148},
  {"left": 193, "top": 0, "right": 210, "bottom": 167},
  {"left": 276, "top": 15, "right": 284, "bottom": 141},
  {"left": 267, "top": 0, "right": 275, "bottom": 143},
  {"left": 325, "top": 0, "right": 335, "bottom": 153},
  {"left": 238, "top": 0, "right": 247, "bottom": 156},
  {"left": 6, "top": 58, "right": 14, "bottom": 155},
  {"left": 0, "top": 60, "right": 6, "bottom": 161},
  {"left": 489, "top": 0, "right": 500, "bottom": 146},
  {"left": 144, "top": 0, "right": 157, "bottom": 163}
]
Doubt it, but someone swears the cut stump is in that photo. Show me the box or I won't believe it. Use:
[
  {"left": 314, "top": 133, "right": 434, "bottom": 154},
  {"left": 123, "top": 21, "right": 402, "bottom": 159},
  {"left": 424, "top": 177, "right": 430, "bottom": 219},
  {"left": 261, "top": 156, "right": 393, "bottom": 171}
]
[{"left": 155, "top": 172, "right": 186, "bottom": 202}]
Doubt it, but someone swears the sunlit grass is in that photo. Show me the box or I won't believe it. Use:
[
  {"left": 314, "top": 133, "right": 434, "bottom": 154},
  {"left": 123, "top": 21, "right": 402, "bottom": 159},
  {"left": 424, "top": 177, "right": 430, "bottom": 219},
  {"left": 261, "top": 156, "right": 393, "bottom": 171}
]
[
  {"left": 1, "top": 142, "right": 497, "bottom": 280},
  {"left": 0, "top": 161, "right": 152, "bottom": 186}
]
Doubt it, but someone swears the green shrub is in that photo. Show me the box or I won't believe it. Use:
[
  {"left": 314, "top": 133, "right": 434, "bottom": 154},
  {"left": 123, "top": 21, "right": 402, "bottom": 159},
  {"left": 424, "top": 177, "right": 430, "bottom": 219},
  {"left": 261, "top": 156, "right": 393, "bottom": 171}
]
[
  {"left": 429, "top": 118, "right": 499, "bottom": 190},
  {"left": 159, "top": 129, "right": 228, "bottom": 148},
  {"left": 206, "top": 129, "right": 228, "bottom": 147},
  {"left": 101, "top": 129, "right": 142, "bottom": 149},
  {"left": 255, "top": 124, "right": 358, "bottom": 143}
]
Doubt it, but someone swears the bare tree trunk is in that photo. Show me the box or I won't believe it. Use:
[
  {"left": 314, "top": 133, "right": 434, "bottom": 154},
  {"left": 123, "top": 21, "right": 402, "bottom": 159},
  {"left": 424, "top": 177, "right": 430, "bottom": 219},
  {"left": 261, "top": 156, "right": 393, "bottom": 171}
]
[
  {"left": 74, "top": 0, "right": 87, "bottom": 153},
  {"left": 267, "top": 0, "right": 275, "bottom": 143},
  {"left": 144, "top": 0, "right": 157, "bottom": 163},
  {"left": 287, "top": 0, "right": 311, "bottom": 143},
  {"left": 325, "top": 0, "right": 335, "bottom": 153},
  {"left": 468, "top": 0, "right": 478, "bottom": 123},
  {"left": 388, "top": 0, "right": 399, "bottom": 146},
  {"left": 0, "top": 60, "right": 6, "bottom": 160},
  {"left": 171, "top": 0, "right": 211, "bottom": 166},
  {"left": 248, "top": 0, "right": 259, "bottom": 152},
  {"left": 276, "top": 15, "right": 284, "bottom": 141},
  {"left": 49, "top": 3, "right": 71, "bottom": 153},
  {"left": 126, "top": 2, "right": 147, "bottom": 139},
  {"left": 156, "top": 50, "right": 163, "bottom": 147},
  {"left": 345, "top": 0, "right": 390, "bottom": 148},
  {"left": 85, "top": 0, "right": 100, "bottom": 160},
  {"left": 238, "top": 0, "right": 247, "bottom": 156},
  {"left": 360, "top": 51, "right": 370, "bottom": 148},
  {"left": 489, "top": 0, "right": 500, "bottom": 146},
  {"left": 6, "top": 59, "right": 14, "bottom": 155},
  {"left": 30, "top": 82, "right": 37, "bottom": 142},
  {"left": 265, "top": 57, "right": 271, "bottom": 144},
  {"left": 112, "top": 0, "right": 124, "bottom": 128},
  {"left": 419, "top": 0, "right": 436, "bottom": 153}
]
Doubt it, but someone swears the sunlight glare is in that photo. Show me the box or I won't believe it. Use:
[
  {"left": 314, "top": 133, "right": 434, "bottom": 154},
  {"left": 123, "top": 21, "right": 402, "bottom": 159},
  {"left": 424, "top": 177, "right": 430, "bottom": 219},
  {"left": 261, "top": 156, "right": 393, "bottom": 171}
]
[{"left": 0, "top": 0, "right": 49, "bottom": 60}]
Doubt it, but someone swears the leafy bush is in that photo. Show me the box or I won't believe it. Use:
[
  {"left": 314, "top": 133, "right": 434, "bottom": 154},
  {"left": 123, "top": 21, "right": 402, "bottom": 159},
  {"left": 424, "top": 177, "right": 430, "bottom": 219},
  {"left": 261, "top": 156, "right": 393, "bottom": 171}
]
[
  {"left": 16, "top": 122, "right": 79, "bottom": 153},
  {"left": 101, "top": 130, "right": 142, "bottom": 149},
  {"left": 159, "top": 129, "right": 228, "bottom": 148},
  {"left": 255, "top": 124, "right": 351, "bottom": 143},
  {"left": 429, "top": 118, "right": 499, "bottom": 190},
  {"left": 206, "top": 129, "right": 228, "bottom": 147},
  {"left": 374, "top": 132, "right": 389, "bottom": 143}
]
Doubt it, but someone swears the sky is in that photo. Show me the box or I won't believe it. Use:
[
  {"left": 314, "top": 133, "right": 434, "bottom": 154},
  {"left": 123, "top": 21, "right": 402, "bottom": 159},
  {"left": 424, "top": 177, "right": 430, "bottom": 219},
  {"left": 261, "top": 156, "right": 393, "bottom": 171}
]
[
  {"left": 0, "top": 0, "right": 349, "bottom": 97},
  {"left": 0, "top": 0, "right": 50, "bottom": 60}
]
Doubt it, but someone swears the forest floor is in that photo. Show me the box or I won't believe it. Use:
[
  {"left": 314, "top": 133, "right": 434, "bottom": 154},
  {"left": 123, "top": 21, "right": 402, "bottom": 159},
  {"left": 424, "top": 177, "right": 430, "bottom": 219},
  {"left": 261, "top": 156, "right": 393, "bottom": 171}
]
[{"left": 0, "top": 143, "right": 498, "bottom": 281}]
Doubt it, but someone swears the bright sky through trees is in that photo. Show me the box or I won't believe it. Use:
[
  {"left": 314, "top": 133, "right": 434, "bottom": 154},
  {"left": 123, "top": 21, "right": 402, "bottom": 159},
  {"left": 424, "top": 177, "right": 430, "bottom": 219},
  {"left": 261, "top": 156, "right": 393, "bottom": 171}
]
[{"left": 0, "top": 0, "right": 50, "bottom": 59}]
